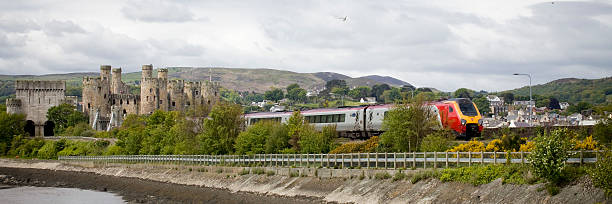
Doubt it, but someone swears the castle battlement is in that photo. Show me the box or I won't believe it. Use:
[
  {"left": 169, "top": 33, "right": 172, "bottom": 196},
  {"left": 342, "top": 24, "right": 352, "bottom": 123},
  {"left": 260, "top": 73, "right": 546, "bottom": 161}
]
[{"left": 16, "top": 80, "right": 65, "bottom": 91}]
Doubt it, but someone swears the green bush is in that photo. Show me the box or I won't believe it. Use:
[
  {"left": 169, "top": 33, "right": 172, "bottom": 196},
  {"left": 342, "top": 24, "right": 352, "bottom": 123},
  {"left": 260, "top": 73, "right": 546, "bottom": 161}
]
[
  {"left": 266, "top": 170, "right": 275, "bottom": 176},
  {"left": 420, "top": 130, "right": 452, "bottom": 152},
  {"left": 528, "top": 129, "right": 570, "bottom": 184},
  {"left": 589, "top": 150, "right": 612, "bottom": 196},
  {"left": 290, "top": 170, "right": 299, "bottom": 177}
]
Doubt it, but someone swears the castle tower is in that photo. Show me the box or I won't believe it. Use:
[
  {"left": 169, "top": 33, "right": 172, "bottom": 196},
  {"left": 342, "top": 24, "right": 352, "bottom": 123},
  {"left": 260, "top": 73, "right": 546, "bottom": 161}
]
[
  {"left": 140, "top": 64, "right": 158, "bottom": 114},
  {"left": 142, "top": 64, "right": 153, "bottom": 79},
  {"left": 184, "top": 81, "right": 202, "bottom": 108},
  {"left": 202, "top": 81, "right": 220, "bottom": 107},
  {"left": 168, "top": 80, "right": 184, "bottom": 112},
  {"left": 5, "top": 98, "right": 22, "bottom": 115},
  {"left": 111, "top": 68, "right": 122, "bottom": 94},
  {"left": 100, "top": 65, "right": 111, "bottom": 81},
  {"left": 157, "top": 68, "right": 168, "bottom": 111}
]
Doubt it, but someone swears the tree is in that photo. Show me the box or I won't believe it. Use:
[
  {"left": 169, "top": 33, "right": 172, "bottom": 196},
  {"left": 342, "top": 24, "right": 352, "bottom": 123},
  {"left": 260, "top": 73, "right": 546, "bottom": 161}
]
[
  {"left": 472, "top": 96, "right": 490, "bottom": 116},
  {"left": 500, "top": 92, "right": 514, "bottom": 104},
  {"left": 286, "top": 83, "right": 300, "bottom": 92},
  {"left": 528, "top": 129, "right": 570, "bottom": 184},
  {"left": 348, "top": 86, "right": 371, "bottom": 99},
  {"left": 197, "top": 103, "right": 244, "bottom": 155},
  {"left": 287, "top": 87, "right": 307, "bottom": 103},
  {"left": 264, "top": 88, "right": 284, "bottom": 102},
  {"left": 47, "top": 103, "right": 88, "bottom": 134},
  {"left": 567, "top": 102, "right": 592, "bottom": 114},
  {"left": 234, "top": 121, "right": 274, "bottom": 155},
  {"left": 381, "top": 88, "right": 402, "bottom": 103},
  {"left": 379, "top": 95, "right": 439, "bottom": 152},
  {"left": 299, "top": 125, "right": 337, "bottom": 153},
  {"left": 400, "top": 85, "right": 416, "bottom": 92},
  {"left": 0, "top": 111, "right": 26, "bottom": 155},
  {"left": 371, "top": 84, "right": 391, "bottom": 100},
  {"left": 325, "top": 79, "right": 347, "bottom": 91},
  {"left": 454, "top": 88, "right": 473, "bottom": 99},
  {"left": 548, "top": 97, "right": 561, "bottom": 110},
  {"left": 264, "top": 123, "right": 290, "bottom": 153},
  {"left": 420, "top": 130, "right": 452, "bottom": 152},
  {"left": 287, "top": 111, "right": 306, "bottom": 150}
]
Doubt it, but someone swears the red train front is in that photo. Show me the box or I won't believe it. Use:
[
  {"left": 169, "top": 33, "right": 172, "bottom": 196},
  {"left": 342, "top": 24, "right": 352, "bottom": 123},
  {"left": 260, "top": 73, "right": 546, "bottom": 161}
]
[{"left": 434, "top": 98, "right": 484, "bottom": 139}]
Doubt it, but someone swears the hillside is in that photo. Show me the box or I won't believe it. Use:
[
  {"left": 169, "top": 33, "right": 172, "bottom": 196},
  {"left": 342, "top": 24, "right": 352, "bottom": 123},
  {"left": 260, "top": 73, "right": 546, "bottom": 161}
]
[
  {"left": 506, "top": 77, "right": 612, "bottom": 105},
  {"left": 0, "top": 67, "right": 411, "bottom": 97}
]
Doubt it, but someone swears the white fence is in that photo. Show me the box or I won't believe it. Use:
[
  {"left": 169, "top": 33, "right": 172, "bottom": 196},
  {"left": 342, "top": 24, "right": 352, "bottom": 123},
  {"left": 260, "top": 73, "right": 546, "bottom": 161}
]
[{"left": 59, "top": 150, "right": 603, "bottom": 169}]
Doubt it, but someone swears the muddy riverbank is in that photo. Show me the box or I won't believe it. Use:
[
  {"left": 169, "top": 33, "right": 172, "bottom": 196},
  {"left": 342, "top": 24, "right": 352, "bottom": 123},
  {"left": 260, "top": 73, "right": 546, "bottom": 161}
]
[
  {"left": 0, "top": 167, "right": 323, "bottom": 203},
  {"left": 0, "top": 159, "right": 608, "bottom": 204}
]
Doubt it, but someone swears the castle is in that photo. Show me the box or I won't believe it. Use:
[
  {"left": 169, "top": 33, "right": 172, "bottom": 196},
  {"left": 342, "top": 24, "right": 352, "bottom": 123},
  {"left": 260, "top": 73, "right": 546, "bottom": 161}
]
[
  {"left": 6, "top": 81, "right": 68, "bottom": 136},
  {"left": 84, "top": 64, "right": 220, "bottom": 131}
]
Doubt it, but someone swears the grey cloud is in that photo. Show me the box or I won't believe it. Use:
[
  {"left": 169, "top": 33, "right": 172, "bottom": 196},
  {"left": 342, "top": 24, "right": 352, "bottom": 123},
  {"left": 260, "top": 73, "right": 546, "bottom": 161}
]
[
  {"left": 121, "top": 0, "right": 196, "bottom": 22},
  {"left": 44, "top": 20, "right": 85, "bottom": 36},
  {"left": 0, "top": 17, "right": 41, "bottom": 33}
]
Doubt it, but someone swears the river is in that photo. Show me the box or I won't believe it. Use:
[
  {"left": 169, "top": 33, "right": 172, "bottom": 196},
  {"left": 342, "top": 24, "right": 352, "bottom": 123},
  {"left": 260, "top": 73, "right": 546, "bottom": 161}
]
[{"left": 0, "top": 186, "right": 125, "bottom": 204}]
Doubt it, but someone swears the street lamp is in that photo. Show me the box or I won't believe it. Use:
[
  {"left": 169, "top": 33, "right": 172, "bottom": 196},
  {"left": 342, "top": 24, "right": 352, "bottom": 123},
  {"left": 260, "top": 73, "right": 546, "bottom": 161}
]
[{"left": 513, "top": 73, "right": 532, "bottom": 126}]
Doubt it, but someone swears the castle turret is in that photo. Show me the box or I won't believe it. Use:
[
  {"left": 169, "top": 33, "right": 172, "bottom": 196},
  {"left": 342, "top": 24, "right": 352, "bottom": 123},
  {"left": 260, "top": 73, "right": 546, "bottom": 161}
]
[
  {"left": 157, "top": 69, "right": 168, "bottom": 111},
  {"left": 168, "top": 80, "right": 184, "bottom": 112},
  {"left": 5, "top": 98, "right": 22, "bottom": 115},
  {"left": 111, "top": 68, "right": 122, "bottom": 94},
  {"left": 100, "top": 65, "right": 111, "bottom": 81},
  {"left": 142, "top": 64, "right": 153, "bottom": 79},
  {"left": 140, "top": 64, "right": 158, "bottom": 114}
]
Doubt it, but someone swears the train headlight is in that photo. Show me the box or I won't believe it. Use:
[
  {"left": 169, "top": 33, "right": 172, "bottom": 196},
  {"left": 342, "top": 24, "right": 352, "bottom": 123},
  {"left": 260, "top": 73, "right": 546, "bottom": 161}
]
[
  {"left": 478, "top": 119, "right": 483, "bottom": 125},
  {"left": 461, "top": 119, "right": 467, "bottom": 125}
]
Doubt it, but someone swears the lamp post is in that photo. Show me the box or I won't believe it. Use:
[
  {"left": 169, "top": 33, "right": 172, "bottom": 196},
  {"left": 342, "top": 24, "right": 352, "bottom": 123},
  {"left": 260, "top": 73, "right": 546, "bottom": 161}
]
[{"left": 513, "top": 73, "right": 532, "bottom": 126}]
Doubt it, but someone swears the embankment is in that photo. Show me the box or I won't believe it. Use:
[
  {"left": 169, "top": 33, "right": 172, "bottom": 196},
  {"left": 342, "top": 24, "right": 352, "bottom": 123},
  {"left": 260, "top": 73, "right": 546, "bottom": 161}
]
[{"left": 0, "top": 159, "right": 608, "bottom": 204}]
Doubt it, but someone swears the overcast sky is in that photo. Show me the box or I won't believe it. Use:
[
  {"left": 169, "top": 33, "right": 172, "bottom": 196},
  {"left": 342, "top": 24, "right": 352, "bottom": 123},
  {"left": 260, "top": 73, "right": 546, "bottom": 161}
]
[{"left": 1, "top": 0, "right": 611, "bottom": 91}]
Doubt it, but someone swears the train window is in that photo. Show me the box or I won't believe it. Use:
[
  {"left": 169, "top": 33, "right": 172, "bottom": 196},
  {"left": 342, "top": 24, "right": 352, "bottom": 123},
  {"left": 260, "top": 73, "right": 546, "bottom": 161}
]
[
  {"left": 338, "top": 114, "right": 345, "bottom": 122},
  {"left": 326, "top": 115, "right": 333, "bottom": 123},
  {"left": 332, "top": 114, "right": 339, "bottom": 122},
  {"left": 449, "top": 106, "right": 454, "bottom": 112},
  {"left": 315, "top": 115, "right": 321, "bottom": 123}
]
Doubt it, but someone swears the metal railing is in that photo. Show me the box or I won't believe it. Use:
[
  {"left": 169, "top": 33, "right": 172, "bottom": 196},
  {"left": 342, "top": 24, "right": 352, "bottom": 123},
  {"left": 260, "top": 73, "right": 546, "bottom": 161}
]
[{"left": 59, "top": 150, "right": 603, "bottom": 169}]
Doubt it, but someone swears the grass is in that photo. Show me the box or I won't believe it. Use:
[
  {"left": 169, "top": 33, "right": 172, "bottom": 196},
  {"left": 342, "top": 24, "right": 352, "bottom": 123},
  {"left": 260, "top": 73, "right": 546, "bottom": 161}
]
[
  {"left": 290, "top": 170, "right": 299, "bottom": 177},
  {"left": 374, "top": 172, "right": 391, "bottom": 180},
  {"left": 239, "top": 168, "right": 250, "bottom": 175},
  {"left": 252, "top": 168, "right": 265, "bottom": 175},
  {"left": 216, "top": 168, "right": 223, "bottom": 174},
  {"left": 411, "top": 170, "right": 441, "bottom": 184},
  {"left": 393, "top": 171, "right": 406, "bottom": 181},
  {"left": 266, "top": 170, "right": 276, "bottom": 176},
  {"left": 438, "top": 164, "right": 530, "bottom": 186}
]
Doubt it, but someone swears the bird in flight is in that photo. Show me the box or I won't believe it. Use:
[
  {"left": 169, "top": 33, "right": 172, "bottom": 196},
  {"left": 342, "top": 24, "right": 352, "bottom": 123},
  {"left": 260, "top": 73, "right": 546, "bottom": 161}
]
[{"left": 336, "top": 16, "right": 348, "bottom": 22}]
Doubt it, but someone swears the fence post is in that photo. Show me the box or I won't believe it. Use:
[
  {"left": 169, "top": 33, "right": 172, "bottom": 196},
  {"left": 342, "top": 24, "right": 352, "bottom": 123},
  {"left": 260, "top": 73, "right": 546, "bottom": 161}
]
[
  {"left": 468, "top": 152, "right": 472, "bottom": 167},
  {"left": 456, "top": 152, "right": 459, "bottom": 166},
  {"left": 334, "top": 154, "right": 337, "bottom": 168},
  {"left": 520, "top": 151, "right": 524, "bottom": 165},
  {"left": 434, "top": 152, "right": 437, "bottom": 169},
  {"left": 393, "top": 152, "right": 397, "bottom": 169},
  {"left": 580, "top": 150, "right": 584, "bottom": 165},
  {"left": 319, "top": 154, "right": 322, "bottom": 167},
  {"left": 481, "top": 151, "right": 484, "bottom": 164},
  {"left": 341, "top": 154, "right": 344, "bottom": 169},
  {"left": 424, "top": 152, "right": 427, "bottom": 169},
  {"left": 350, "top": 153, "right": 353, "bottom": 168},
  {"left": 367, "top": 153, "right": 370, "bottom": 169},
  {"left": 493, "top": 151, "right": 497, "bottom": 164},
  {"left": 327, "top": 154, "right": 330, "bottom": 168},
  {"left": 445, "top": 152, "right": 449, "bottom": 168},
  {"left": 375, "top": 153, "right": 379, "bottom": 168},
  {"left": 412, "top": 152, "right": 416, "bottom": 169},
  {"left": 384, "top": 152, "right": 388, "bottom": 169}
]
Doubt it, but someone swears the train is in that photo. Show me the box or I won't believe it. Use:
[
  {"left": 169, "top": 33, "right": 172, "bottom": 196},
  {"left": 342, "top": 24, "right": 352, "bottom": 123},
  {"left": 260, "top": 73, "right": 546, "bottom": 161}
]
[{"left": 244, "top": 98, "right": 483, "bottom": 139}]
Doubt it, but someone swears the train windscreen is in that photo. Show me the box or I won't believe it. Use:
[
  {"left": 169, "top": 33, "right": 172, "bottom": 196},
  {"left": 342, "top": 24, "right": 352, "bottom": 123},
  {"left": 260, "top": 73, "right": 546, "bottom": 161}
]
[{"left": 457, "top": 99, "right": 479, "bottom": 116}]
